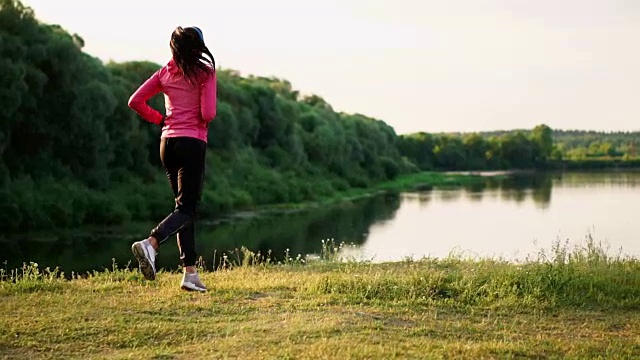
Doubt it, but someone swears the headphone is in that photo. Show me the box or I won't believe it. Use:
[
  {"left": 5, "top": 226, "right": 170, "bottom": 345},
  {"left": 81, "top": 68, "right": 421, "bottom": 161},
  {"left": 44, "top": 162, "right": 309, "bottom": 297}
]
[{"left": 190, "top": 27, "right": 204, "bottom": 43}]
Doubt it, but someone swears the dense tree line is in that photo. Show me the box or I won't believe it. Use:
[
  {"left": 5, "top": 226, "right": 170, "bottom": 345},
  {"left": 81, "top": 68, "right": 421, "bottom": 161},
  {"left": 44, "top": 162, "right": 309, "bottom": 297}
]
[
  {"left": 400, "top": 127, "right": 640, "bottom": 171},
  {"left": 398, "top": 125, "right": 554, "bottom": 170},
  {"left": 0, "top": 0, "right": 409, "bottom": 230},
  {"left": 551, "top": 130, "right": 639, "bottom": 160},
  {"left": 1, "top": 0, "right": 637, "bottom": 231},
  {"left": 470, "top": 129, "right": 640, "bottom": 160}
]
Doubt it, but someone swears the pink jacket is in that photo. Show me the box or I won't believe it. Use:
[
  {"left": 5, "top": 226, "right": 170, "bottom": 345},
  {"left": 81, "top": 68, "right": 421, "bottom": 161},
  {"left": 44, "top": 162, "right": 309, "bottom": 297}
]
[{"left": 128, "top": 59, "right": 217, "bottom": 143}]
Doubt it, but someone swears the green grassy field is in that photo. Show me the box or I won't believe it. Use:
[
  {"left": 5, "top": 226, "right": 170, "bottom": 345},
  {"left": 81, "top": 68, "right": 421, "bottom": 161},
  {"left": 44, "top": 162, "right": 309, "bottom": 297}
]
[{"left": 1, "top": 239, "right": 638, "bottom": 359}]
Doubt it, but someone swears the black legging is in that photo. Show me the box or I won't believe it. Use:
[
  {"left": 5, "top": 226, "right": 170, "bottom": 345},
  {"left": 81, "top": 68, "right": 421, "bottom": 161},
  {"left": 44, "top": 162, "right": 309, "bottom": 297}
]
[{"left": 150, "top": 136, "right": 206, "bottom": 267}]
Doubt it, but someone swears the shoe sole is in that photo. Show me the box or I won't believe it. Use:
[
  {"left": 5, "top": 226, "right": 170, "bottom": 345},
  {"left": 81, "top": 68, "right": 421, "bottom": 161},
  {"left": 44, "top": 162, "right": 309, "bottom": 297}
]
[
  {"left": 181, "top": 284, "right": 207, "bottom": 292},
  {"left": 131, "top": 243, "right": 156, "bottom": 281}
]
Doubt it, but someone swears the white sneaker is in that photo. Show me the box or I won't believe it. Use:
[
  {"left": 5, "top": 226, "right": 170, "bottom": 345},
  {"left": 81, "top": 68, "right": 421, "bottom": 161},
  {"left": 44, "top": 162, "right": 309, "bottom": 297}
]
[
  {"left": 131, "top": 239, "right": 157, "bottom": 280},
  {"left": 181, "top": 272, "right": 207, "bottom": 292}
]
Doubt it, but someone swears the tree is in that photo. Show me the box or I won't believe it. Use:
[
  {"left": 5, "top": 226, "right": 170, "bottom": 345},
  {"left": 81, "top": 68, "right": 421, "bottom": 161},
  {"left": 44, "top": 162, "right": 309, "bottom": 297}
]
[
  {"left": 433, "top": 135, "right": 466, "bottom": 170},
  {"left": 397, "top": 132, "right": 436, "bottom": 170},
  {"left": 499, "top": 132, "right": 535, "bottom": 168},
  {"left": 531, "top": 124, "right": 553, "bottom": 163},
  {"left": 463, "top": 133, "right": 489, "bottom": 170}
]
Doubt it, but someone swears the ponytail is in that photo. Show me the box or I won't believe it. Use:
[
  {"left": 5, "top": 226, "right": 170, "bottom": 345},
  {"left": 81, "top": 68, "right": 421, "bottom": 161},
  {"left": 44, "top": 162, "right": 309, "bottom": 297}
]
[{"left": 170, "top": 26, "right": 216, "bottom": 84}]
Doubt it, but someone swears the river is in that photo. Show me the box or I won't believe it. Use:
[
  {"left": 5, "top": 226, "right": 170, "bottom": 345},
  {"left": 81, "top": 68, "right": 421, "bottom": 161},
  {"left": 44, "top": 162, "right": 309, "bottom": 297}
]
[{"left": 2, "top": 171, "right": 638, "bottom": 275}]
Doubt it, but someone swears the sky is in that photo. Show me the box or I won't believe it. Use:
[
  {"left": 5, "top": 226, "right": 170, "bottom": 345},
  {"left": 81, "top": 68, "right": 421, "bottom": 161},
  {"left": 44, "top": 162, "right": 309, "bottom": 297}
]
[{"left": 20, "top": 0, "right": 640, "bottom": 134}]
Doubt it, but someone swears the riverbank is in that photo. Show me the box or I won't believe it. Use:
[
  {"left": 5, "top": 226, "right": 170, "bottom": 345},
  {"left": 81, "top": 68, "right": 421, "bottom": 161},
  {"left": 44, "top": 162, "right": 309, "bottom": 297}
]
[
  {"left": 2, "top": 241, "right": 638, "bottom": 359},
  {"left": 234, "top": 171, "right": 493, "bottom": 220},
  {"left": 0, "top": 171, "right": 493, "bottom": 232},
  {"left": 553, "top": 158, "right": 640, "bottom": 170}
]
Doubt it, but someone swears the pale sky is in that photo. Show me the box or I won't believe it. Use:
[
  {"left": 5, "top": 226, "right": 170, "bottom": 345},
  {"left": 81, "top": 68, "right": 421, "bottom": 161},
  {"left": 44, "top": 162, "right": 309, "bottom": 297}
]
[{"left": 20, "top": 0, "right": 640, "bottom": 134}]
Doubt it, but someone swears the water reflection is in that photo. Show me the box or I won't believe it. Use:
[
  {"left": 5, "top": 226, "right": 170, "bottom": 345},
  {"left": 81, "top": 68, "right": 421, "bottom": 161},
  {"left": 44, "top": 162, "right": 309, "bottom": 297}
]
[
  {"left": 406, "top": 173, "right": 556, "bottom": 209},
  {"left": 0, "top": 193, "right": 401, "bottom": 275},
  {"left": 2, "top": 171, "right": 639, "bottom": 275},
  {"left": 349, "top": 170, "right": 640, "bottom": 262}
]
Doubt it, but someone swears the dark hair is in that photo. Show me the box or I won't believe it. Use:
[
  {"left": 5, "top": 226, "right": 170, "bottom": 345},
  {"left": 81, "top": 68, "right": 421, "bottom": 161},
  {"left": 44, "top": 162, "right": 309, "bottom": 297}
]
[{"left": 170, "top": 26, "right": 215, "bottom": 83}]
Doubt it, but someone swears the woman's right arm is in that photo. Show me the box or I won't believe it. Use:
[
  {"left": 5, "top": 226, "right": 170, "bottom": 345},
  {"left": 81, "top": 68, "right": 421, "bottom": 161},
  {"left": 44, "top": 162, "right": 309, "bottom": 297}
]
[{"left": 200, "top": 71, "right": 217, "bottom": 122}]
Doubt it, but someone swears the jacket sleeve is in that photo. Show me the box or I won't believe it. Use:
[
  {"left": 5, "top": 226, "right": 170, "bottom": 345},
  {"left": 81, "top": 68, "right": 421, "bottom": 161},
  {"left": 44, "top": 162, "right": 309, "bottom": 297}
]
[
  {"left": 128, "top": 71, "right": 164, "bottom": 125},
  {"left": 200, "top": 71, "right": 217, "bottom": 122}
]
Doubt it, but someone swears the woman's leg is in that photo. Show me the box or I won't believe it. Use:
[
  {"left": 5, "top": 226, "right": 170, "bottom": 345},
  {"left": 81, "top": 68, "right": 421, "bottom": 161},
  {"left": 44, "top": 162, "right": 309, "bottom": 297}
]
[
  {"left": 132, "top": 138, "right": 177, "bottom": 280},
  {"left": 151, "top": 138, "right": 206, "bottom": 243},
  {"left": 149, "top": 137, "right": 206, "bottom": 268},
  {"left": 135, "top": 137, "right": 206, "bottom": 288},
  {"left": 147, "top": 137, "right": 179, "bottom": 250},
  {"left": 177, "top": 224, "right": 196, "bottom": 271},
  {"left": 174, "top": 138, "right": 206, "bottom": 272}
]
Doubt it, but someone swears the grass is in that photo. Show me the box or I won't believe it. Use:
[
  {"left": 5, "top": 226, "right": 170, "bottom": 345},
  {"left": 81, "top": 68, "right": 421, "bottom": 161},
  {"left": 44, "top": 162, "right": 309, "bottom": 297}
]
[
  {"left": 1, "top": 238, "right": 639, "bottom": 359},
  {"left": 375, "top": 171, "right": 494, "bottom": 191},
  {"left": 332, "top": 171, "right": 494, "bottom": 199}
]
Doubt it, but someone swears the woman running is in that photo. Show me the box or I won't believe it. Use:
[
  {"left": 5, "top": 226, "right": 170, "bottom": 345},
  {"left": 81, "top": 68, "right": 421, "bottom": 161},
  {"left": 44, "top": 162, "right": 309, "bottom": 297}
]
[{"left": 127, "top": 26, "right": 216, "bottom": 292}]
